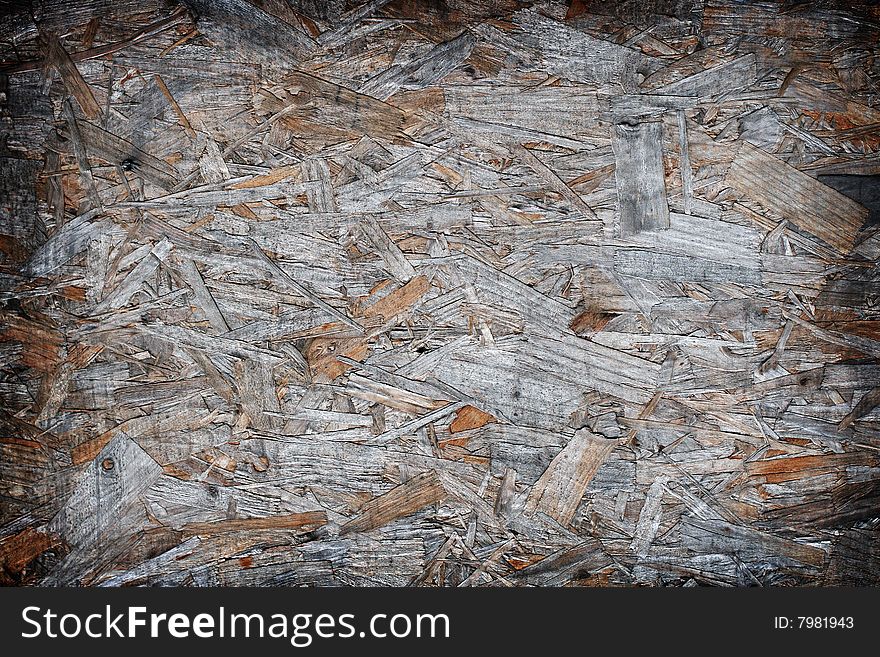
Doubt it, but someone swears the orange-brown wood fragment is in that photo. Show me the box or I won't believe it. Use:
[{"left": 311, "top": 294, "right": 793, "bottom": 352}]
[
  {"left": 304, "top": 337, "right": 369, "bottom": 380},
  {"left": 60, "top": 285, "right": 86, "bottom": 301},
  {"left": 569, "top": 308, "right": 614, "bottom": 336},
  {"left": 450, "top": 451, "right": 489, "bottom": 466},
  {"left": 230, "top": 203, "right": 260, "bottom": 220},
  {"left": 69, "top": 343, "right": 104, "bottom": 367},
  {"left": 565, "top": 0, "right": 589, "bottom": 21},
  {"left": 161, "top": 462, "right": 199, "bottom": 480},
  {"left": 449, "top": 404, "right": 496, "bottom": 433},
  {"left": 746, "top": 452, "right": 875, "bottom": 483},
  {"left": 506, "top": 554, "right": 545, "bottom": 570},
  {"left": 231, "top": 164, "right": 299, "bottom": 189},
  {"left": 181, "top": 511, "right": 328, "bottom": 537},
  {"left": 386, "top": 87, "right": 446, "bottom": 116},
  {"left": 439, "top": 436, "right": 470, "bottom": 448},
  {"left": 0, "top": 314, "right": 63, "bottom": 372},
  {"left": 571, "top": 567, "right": 618, "bottom": 587},
  {"left": 0, "top": 528, "right": 63, "bottom": 578},
  {"left": 296, "top": 13, "right": 321, "bottom": 38},
  {"left": 362, "top": 274, "right": 429, "bottom": 324},
  {"left": 184, "top": 212, "right": 216, "bottom": 232},
  {"left": 198, "top": 449, "right": 236, "bottom": 472},
  {"left": 71, "top": 433, "right": 113, "bottom": 465},
  {"left": 0, "top": 436, "right": 43, "bottom": 450}
]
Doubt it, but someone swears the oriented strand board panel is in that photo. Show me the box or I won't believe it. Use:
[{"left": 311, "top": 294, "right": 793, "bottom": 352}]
[{"left": 1, "top": 0, "right": 879, "bottom": 587}]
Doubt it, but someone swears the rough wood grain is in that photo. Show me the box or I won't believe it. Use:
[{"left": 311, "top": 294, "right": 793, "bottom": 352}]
[
  {"left": 340, "top": 471, "right": 446, "bottom": 535},
  {"left": 525, "top": 430, "right": 615, "bottom": 526},
  {"left": 612, "top": 121, "right": 670, "bottom": 235},
  {"left": 726, "top": 142, "right": 869, "bottom": 254},
  {"left": 1, "top": 0, "right": 878, "bottom": 588}
]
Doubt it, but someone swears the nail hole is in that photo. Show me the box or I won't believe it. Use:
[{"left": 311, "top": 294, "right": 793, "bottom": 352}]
[{"left": 101, "top": 458, "right": 115, "bottom": 471}]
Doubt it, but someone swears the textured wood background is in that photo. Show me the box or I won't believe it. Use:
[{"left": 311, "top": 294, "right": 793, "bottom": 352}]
[{"left": 1, "top": 0, "right": 879, "bottom": 586}]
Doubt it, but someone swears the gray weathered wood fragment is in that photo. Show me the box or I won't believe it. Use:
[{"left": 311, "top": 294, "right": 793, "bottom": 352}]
[{"left": 612, "top": 122, "right": 670, "bottom": 236}]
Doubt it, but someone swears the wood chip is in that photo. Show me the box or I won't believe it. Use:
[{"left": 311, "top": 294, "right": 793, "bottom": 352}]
[
  {"left": 340, "top": 470, "right": 446, "bottom": 535},
  {"left": 525, "top": 430, "right": 616, "bottom": 526}
]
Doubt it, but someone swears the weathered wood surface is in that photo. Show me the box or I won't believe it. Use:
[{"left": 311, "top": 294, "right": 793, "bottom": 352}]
[{"left": 1, "top": 0, "right": 878, "bottom": 587}]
